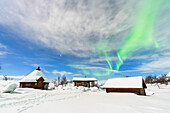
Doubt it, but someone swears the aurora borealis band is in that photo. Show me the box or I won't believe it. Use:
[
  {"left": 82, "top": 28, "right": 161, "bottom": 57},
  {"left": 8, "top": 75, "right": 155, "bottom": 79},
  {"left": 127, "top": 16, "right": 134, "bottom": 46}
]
[
  {"left": 116, "top": 0, "right": 164, "bottom": 71},
  {"left": 82, "top": 0, "right": 166, "bottom": 76}
]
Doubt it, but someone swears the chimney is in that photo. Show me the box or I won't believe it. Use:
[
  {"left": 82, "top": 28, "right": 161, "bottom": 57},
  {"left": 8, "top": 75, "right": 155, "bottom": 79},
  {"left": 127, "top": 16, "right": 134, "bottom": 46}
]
[{"left": 36, "top": 66, "right": 40, "bottom": 71}]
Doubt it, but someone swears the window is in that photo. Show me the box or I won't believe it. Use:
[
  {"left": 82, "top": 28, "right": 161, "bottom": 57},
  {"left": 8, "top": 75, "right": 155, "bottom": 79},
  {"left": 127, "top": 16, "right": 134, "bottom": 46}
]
[
  {"left": 25, "top": 84, "right": 31, "bottom": 86},
  {"left": 82, "top": 82, "right": 87, "bottom": 87}
]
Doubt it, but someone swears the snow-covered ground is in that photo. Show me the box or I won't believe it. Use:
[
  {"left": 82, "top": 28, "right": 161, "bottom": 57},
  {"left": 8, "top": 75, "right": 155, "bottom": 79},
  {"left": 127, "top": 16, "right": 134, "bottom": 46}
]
[{"left": 0, "top": 81, "right": 170, "bottom": 113}]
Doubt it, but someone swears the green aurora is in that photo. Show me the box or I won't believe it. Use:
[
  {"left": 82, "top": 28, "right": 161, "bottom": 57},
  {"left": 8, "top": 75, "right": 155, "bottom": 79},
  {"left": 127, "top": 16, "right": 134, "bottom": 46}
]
[
  {"left": 82, "top": 0, "right": 168, "bottom": 76},
  {"left": 116, "top": 0, "right": 164, "bottom": 70}
]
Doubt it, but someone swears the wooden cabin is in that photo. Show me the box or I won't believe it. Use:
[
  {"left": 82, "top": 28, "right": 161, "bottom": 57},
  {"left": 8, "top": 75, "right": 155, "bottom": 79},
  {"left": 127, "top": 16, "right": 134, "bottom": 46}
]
[
  {"left": 102, "top": 76, "right": 147, "bottom": 96},
  {"left": 72, "top": 77, "right": 97, "bottom": 88},
  {"left": 19, "top": 67, "right": 50, "bottom": 90}
]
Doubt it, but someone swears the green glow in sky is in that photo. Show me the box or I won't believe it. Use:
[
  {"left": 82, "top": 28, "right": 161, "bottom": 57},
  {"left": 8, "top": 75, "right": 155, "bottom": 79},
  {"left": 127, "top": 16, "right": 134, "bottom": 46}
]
[
  {"left": 81, "top": 40, "right": 114, "bottom": 76},
  {"left": 81, "top": 0, "right": 166, "bottom": 76},
  {"left": 116, "top": 0, "right": 163, "bottom": 70}
]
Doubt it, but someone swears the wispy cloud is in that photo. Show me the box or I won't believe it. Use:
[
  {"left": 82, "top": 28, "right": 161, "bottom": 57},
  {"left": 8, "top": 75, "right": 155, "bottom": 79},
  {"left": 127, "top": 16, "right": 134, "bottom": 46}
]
[
  {"left": 68, "top": 64, "right": 119, "bottom": 73},
  {"left": 0, "top": 43, "right": 7, "bottom": 49},
  {"left": 73, "top": 74, "right": 84, "bottom": 77},
  {"left": 0, "top": 0, "right": 136, "bottom": 58},
  {"left": 32, "top": 64, "right": 39, "bottom": 68},
  {"left": 136, "top": 52, "right": 170, "bottom": 73},
  {"left": 43, "top": 69, "right": 50, "bottom": 74},
  {"left": 0, "top": 0, "right": 170, "bottom": 76},
  {"left": 52, "top": 70, "right": 72, "bottom": 76},
  {"left": 0, "top": 51, "right": 8, "bottom": 56},
  {"left": 0, "top": 43, "right": 8, "bottom": 56},
  {"left": 0, "top": 75, "right": 25, "bottom": 79}
]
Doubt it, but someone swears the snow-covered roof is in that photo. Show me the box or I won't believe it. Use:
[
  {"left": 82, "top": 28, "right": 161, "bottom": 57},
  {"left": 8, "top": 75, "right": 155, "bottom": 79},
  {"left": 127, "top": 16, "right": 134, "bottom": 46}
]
[
  {"left": 102, "top": 76, "right": 146, "bottom": 88},
  {"left": 72, "top": 77, "right": 97, "bottom": 81},
  {"left": 20, "top": 70, "right": 50, "bottom": 83},
  {"left": 166, "top": 72, "right": 170, "bottom": 77}
]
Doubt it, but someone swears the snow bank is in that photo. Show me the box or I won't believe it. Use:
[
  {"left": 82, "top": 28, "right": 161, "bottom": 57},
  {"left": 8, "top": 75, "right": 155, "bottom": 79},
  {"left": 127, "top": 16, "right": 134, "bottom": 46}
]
[
  {"left": 48, "top": 83, "right": 55, "bottom": 90},
  {"left": 24, "top": 84, "right": 170, "bottom": 113},
  {"left": 1, "top": 80, "right": 170, "bottom": 113},
  {"left": 72, "top": 86, "right": 78, "bottom": 90},
  {"left": 90, "top": 87, "right": 98, "bottom": 92},
  {"left": 2, "top": 83, "right": 17, "bottom": 93}
]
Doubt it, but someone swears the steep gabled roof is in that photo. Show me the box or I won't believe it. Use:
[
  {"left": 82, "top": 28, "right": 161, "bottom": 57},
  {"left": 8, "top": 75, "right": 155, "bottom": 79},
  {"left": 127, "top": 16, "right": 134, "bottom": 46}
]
[
  {"left": 102, "top": 76, "right": 146, "bottom": 88},
  {"left": 72, "top": 77, "right": 97, "bottom": 81},
  {"left": 20, "top": 69, "right": 50, "bottom": 83}
]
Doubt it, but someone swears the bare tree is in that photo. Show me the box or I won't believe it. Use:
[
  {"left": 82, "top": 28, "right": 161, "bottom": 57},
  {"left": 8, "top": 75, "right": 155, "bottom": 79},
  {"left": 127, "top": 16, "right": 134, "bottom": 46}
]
[
  {"left": 145, "top": 75, "right": 153, "bottom": 84},
  {"left": 145, "top": 74, "right": 168, "bottom": 85},
  {"left": 157, "top": 75, "right": 167, "bottom": 85},
  {"left": 61, "top": 75, "right": 67, "bottom": 86},
  {"left": 58, "top": 76, "right": 60, "bottom": 86},
  {"left": 3, "top": 75, "right": 8, "bottom": 81}
]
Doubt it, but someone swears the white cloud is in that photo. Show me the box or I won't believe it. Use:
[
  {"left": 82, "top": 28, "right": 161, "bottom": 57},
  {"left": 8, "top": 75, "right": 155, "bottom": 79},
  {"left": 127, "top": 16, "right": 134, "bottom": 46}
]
[
  {"left": 52, "top": 70, "right": 72, "bottom": 76},
  {"left": 32, "top": 64, "right": 39, "bottom": 68},
  {"left": 0, "top": 75, "right": 25, "bottom": 79},
  {"left": 43, "top": 69, "right": 50, "bottom": 74},
  {"left": 73, "top": 74, "right": 84, "bottom": 77},
  {"left": 0, "top": 43, "right": 7, "bottom": 49},
  {"left": 68, "top": 64, "right": 119, "bottom": 73},
  {"left": 0, "top": 0, "right": 136, "bottom": 57},
  {"left": 0, "top": 0, "right": 170, "bottom": 74},
  {"left": 136, "top": 53, "right": 170, "bottom": 73},
  {"left": 0, "top": 51, "right": 8, "bottom": 56}
]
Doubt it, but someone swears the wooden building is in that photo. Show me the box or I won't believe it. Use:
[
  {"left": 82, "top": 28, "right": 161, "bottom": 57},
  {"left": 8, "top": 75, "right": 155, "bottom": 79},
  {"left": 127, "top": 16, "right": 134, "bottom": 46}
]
[
  {"left": 19, "top": 67, "right": 50, "bottom": 89},
  {"left": 72, "top": 77, "right": 97, "bottom": 88},
  {"left": 102, "top": 76, "right": 147, "bottom": 96}
]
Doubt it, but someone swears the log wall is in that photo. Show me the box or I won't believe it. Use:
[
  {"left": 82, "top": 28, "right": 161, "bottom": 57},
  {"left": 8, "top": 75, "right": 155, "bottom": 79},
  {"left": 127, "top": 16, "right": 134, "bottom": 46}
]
[{"left": 106, "top": 88, "right": 146, "bottom": 96}]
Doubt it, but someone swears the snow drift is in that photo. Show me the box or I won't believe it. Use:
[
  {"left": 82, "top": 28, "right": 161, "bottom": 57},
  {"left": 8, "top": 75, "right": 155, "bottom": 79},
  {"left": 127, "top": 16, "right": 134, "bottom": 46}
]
[{"left": 2, "top": 83, "right": 17, "bottom": 93}]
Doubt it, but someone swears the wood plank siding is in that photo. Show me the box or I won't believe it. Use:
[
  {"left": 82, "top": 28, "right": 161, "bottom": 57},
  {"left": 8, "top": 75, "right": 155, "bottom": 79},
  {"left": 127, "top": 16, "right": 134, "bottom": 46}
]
[
  {"left": 73, "top": 81, "right": 96, "bottom": 88},
  {"left": 106, "top": 88, "right": 146, "bottom": 95},
  {"left": 20, "top": 77, "right": 49, "bottom": 90}
]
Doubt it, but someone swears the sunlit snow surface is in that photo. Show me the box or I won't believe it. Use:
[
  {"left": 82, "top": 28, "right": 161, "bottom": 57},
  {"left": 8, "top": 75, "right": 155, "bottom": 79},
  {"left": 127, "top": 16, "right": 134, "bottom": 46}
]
[{"left": 0, "top": 81, "right": 170, "bottom": 113}]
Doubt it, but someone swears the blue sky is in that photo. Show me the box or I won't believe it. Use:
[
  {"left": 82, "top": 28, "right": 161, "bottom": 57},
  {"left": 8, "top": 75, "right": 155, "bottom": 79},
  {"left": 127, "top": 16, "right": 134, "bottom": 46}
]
[{"left": 0, "top": 0, "right": 170, "bottom": 80}]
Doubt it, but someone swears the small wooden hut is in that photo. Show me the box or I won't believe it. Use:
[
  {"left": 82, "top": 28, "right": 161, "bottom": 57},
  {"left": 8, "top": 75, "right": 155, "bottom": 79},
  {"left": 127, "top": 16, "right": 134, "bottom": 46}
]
[
  {"left": 19, "top": 67, "right": 50, "bottom": 89},
  {"left": 72, "top": 77, "right": 97, "bottom": 87},
  {"left": 102, "top": 76, "right": 147, "bottom": 96}
]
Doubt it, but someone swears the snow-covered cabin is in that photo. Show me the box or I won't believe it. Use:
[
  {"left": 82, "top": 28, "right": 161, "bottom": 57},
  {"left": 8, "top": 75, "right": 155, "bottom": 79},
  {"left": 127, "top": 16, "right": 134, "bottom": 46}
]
[
  {"left": 102, "top": 76, "right": 147, "bottom": 95},
  {"left": 19, "top": 67, "right": 50, "bottom": 89},
  {"left": 72, "top": 77, "right": 97, "bottom": 87}
]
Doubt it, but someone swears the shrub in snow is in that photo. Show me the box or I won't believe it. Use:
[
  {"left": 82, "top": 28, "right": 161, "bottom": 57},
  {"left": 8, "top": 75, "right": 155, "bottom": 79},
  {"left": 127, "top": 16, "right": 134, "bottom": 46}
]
[
  {"left": 81, "top": 87, "right": 90, "bottom": 92},
  {"left": 91, "top": 87, "right": 98, "bottom": 92},
  {"left": 48, "top": 83, "right": 55, "bottom": 90},
  {"left": 81, "top": 87, "right": 86, "bottom": 92},
  {"left": 2, "top": 83, "right": 17, "bottom": 93}
]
